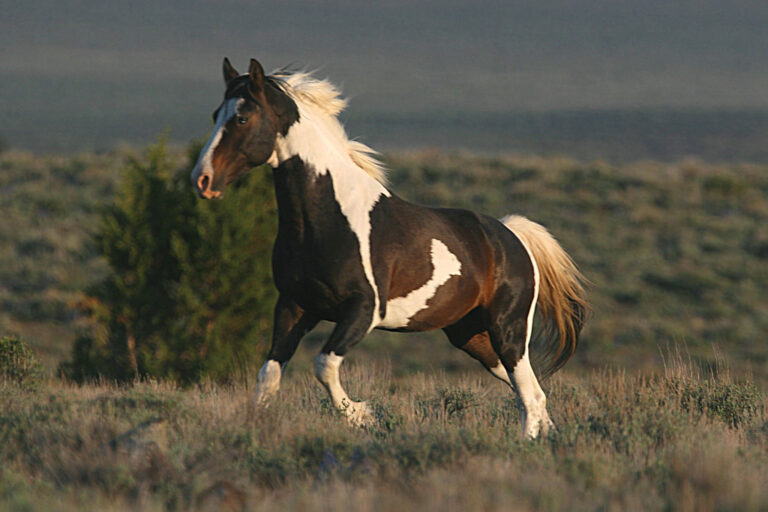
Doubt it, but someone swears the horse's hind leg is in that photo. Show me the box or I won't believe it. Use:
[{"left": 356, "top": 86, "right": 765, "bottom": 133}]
[
  {"left": 314, "top": 294, "right": 376, "bottom": 427},
  {"left": 488, "top": 301, "right": 554, "bottom": 439},
  {"left": 505, "top": 339, "right": 554, "bottom": 439},
  {"left": 443, "top": 311, "right": 511, "bottom": 385}
]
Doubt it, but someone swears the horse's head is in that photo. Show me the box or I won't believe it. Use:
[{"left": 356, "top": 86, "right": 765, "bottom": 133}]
[{"left": 191, "top": 58, "right": 298, "bottom": 199}]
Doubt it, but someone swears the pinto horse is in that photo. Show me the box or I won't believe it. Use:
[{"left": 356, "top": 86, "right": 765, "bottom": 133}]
[{"left": 191, "top": 58, "right": 587, "bottom": 438}]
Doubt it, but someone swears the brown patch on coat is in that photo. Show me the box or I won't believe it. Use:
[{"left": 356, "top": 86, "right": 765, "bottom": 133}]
[
  {"left": 443, "top": 310, "right": 500, "bottom": 370},
  {"left": 461, "top": 331, "right": 500, "bottom": 369}
]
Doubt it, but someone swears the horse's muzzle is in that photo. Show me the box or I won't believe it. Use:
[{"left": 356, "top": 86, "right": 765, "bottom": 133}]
[{"left": 196, "top": 173, "right": 223, "bottom": 199}]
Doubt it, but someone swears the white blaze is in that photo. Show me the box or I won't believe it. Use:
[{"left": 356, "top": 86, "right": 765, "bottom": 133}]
[{"left": 192, "top": 97, "right": 243, "bottom": 181}]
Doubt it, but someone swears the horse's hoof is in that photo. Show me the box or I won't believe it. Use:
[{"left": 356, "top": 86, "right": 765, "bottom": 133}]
[
  {"left": 251, "top": 390, "right": 274, "bottom": 406},
  {"left": 523, "top": 416, "right": 556, "bottom": 439},
  {"left": 542, "top": 417, "right": 557, "bottom": 434},
  {"left": 343, "top": 401, "right": 375, "bottom": 428}
]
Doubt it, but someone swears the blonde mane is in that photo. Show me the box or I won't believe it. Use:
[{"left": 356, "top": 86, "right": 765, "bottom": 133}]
[{"left": 269, "top": 70, "right": 388, "bottom": 185}]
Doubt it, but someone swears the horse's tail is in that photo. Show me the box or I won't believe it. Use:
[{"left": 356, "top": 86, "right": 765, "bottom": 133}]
[{"left": 501, "top": 215, "right": 589, "bottom": 378}]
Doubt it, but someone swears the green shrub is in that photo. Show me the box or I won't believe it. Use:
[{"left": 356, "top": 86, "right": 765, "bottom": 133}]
[
  {"left": 61, "top": 140, "right": 277, "bottom": 384},
  {"left": 676, "top": 379, "right": 763, "bottom": 428},
  {"left": 702, "top": 174, "right": 747, "bottom": 197},
  {"left": 0, "top": 335, "right": 43, "bottom": 386}
]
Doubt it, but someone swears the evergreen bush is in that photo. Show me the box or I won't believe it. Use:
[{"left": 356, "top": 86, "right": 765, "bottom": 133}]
[
  {"left": 62, "top": 141, "right": 277, "bottom": 383},
  {"left": 0, "top": 335, "right": 43, "bottom": 386}
]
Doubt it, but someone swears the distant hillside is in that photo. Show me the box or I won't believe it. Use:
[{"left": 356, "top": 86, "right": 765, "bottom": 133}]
[
  {"left": 350, "top": 109, "right": 768, "bottom": 163},
  {"left": 1, "top": 148, "right": 766, "bottom": 385},
  {"left": 2, "top": 1, "right": 768, "bottom": 157},
  {"left": 4, "top": 108, "right": 768, "bottom": 163}
]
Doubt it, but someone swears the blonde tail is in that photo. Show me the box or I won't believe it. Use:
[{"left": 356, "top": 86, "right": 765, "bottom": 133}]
[{"left": 501, "top": 215, "right": 589, "bottom": 377}]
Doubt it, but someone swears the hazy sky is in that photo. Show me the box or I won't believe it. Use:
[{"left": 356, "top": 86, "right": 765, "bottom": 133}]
[{"left": 2, "top": 0, "right": 767, "bottom": 150}]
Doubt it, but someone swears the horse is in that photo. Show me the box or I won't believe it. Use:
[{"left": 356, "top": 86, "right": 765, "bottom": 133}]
[{"left": 190, "top": 58, "right": 587, "bottom": 438}]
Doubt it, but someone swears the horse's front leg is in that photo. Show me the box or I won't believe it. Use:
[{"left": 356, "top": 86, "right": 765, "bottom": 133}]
[
  {"left": 313, "top": 294, "right": 375, "bottom": 427},
  {"left": 253, "top": 295, "right": 318, "bottom": 404}
]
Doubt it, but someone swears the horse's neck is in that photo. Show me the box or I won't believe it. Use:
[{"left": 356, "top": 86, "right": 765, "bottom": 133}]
[
  {"left": 273, "top": 153, "right": 388, "bottom": 240},
  {"left": 273, "top": 115, "right": 390, "bottom": 240}
]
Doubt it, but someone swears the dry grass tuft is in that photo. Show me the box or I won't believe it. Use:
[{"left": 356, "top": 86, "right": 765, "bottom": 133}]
[{"left": 0, "top": 356, "right": 765, "bottom": 511}]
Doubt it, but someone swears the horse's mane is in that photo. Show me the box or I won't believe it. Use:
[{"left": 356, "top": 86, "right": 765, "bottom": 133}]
[{"left": 268, "top": 70, "right": 387, "bottom": 185}]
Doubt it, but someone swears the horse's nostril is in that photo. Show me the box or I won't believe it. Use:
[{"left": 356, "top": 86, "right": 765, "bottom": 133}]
[{"left": 199, "top": 174, "right": 210, "bottom": 191}]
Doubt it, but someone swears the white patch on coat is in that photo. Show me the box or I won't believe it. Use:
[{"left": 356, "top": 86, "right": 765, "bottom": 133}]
[
  {"left": 511, "top": 352, "right": 553, "bottom": 438},
  {"left": 313, "top": 352, "right": 374, "bottom": 426},
  {"left": 191, "top": 97, "right": 243, "bottom": 183},
  {"left": 489, "top": 361, "right": 512, "bottom": 385},
  {"left": 253, "top": 359, "right": 282, "bottom": 403},
  {"left": 502, "top": 218, "right": 553, "bottom": 438},
  {"left": 513, "top": 229, "right": 540, "bottom": 354},
  {"left": 270, "top": 71, "right": 387, "bottom": 184},
  {"left": 272, "top": 94, "right": 390, "bottom": 332},
  {"left": 378, "top": 239, "right": 462, "bottom": 329}
]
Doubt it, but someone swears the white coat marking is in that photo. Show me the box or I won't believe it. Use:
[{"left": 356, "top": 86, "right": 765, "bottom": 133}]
[
  {"left": 314, "top": 351, "right": 373, "bottom": 425},
  {"left": 253, "top": 359, "right": 282, "bottom": 402},
  {"left": 313, "top": 351, "right": 345, "bottom": 403},
  {"left": 513, "top": 232, "right": 540, "bottom": 353},
  {"left": 379, "top": 238, "right": 462, "bottom": 329},
  {"left": 504, "top": 223, "right": 552, "bottom": 438},
  {"left": 490, "top": 362, "right": 512, "bottom": 385},
  {"left": 273, "top": 102, "right": 390, "bottom": 332},
  {"left": 192, "top": 97, "right": 243, "bottom": 180},
  {"left": 511, "top": 351, "right": 552, "bottom": 438}
]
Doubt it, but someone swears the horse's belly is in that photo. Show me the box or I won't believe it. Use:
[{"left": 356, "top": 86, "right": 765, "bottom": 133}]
[
  {"left": 378, "top": 300, "right": 423, "bottom": 329},
  {"left": 378, "top": 281, "right": 479, "bottom": 331},
  {"left": 377, "top": 238, "right": 478, "bottom": 331}
]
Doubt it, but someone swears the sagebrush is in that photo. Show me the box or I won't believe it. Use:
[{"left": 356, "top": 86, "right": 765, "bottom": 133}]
[
  {"left": 0, "top": 361, "right": 765, "bottom": 511},
  {"left": 0, "top": 335, "right": 43, "bottom": 386}
]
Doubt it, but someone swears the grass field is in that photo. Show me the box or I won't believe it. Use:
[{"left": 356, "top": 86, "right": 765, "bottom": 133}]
[
  {"left": 1, "top": 146, "right": 767, "bottom": 510},
  {"left": 1, "top": 354, "right": 766, "bottom": 511},
  {"left": 2, "top": 148, "right": 767, "bottom": 383}
]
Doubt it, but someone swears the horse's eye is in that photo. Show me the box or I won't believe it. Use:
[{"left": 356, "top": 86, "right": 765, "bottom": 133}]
[{"left": 237, "top": 116, "right": 248, "bottom": 125}]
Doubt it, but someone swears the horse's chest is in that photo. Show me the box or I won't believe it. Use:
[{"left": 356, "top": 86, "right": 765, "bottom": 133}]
[
  {"left": 273, "top": 161, "right": 390, "bottom": 325},
  {"left": 272, "top": 230, "right": 372, "bottom": 307}
]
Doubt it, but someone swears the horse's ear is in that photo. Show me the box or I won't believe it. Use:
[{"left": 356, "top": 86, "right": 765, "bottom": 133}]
[
  {"left": 223, "top": 57, "right": 239, "bottom": 84},
  {"left": 248, "top": 59, "right": 265, "bottom": 90}
]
